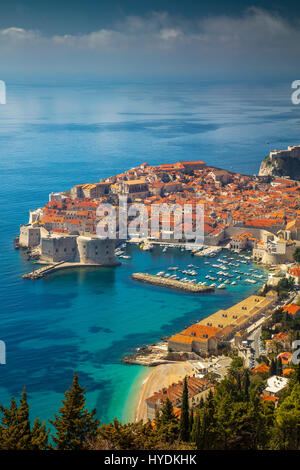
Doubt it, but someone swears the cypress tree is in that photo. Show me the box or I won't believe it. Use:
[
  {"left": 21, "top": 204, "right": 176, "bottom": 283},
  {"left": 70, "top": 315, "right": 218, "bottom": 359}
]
[
  {"left": 179, "top": 377, "right": 190, "bottom": 442},
  {"left": 191, "top": 410, "right": 201, "bottom": 449},
  {"left": 243, "top": 369, "right": 250, "bottom": 400},
  {"left": 50, "top": 372, "right": 100, "bottom": 450},
  {"left": 297, "top": 363, "right": 300, "bottom": 384},
  {"left": 270, "top": 358, "right": 276, "bottom": 376},
  {"left": 189, "top": 409, "right": 194, "bottom": 434},
  {"left": 276, "top": 357, "right": 283, "bottom": 376}
]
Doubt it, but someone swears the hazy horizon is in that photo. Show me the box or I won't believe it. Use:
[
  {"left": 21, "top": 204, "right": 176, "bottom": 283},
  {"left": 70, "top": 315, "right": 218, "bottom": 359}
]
[{"left": 0, "top": 2, "right": 300, "bottom": 82}]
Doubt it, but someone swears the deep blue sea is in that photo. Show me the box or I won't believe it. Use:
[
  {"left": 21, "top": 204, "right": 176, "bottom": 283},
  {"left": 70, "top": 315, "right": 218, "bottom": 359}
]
[{"left": 0, "top": 81, "right": 299, "bottom": 425}]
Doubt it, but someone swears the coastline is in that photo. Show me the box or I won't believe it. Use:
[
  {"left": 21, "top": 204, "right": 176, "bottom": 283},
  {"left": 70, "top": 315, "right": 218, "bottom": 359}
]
[
  {"left": 134, "top": 362, "right": 196, "bottom": 423},
  {"left": 121, "top": 366, "right": 150, "bottom": 423}
]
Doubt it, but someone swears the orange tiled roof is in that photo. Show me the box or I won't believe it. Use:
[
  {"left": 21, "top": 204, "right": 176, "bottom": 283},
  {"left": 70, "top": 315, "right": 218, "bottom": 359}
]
[
  {"left": 283, "top": 368, "right": 295, "bottom": 377},
  {"left": 260, "top": 394, "right": 279, "bottom": 403},
  {"left": 252, "top": 363, "right": 270, "bottom": 374},
  {"left": 283, "top": 304, "right": 300, "bottom": 316}
]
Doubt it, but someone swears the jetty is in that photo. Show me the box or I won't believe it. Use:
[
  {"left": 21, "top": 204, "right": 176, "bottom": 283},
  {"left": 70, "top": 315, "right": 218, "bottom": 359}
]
[
  {"left": 22, "top": 261, "right": 66, "bottom": 279},
  {"left": 21, "top": 260, "right": 122, "bottom": 279},
  {"left": 132, "top": 273, "right": 215, "bottom": 293}
]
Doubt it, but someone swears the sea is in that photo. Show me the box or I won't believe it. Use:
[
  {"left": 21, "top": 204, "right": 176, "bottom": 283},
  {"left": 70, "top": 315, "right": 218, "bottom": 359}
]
[{"left": 0, "top": 80, "right": 299, "bottom": 425}]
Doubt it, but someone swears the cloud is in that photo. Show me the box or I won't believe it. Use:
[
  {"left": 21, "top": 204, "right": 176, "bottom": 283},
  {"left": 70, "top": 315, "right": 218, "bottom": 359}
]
[{"left": 0, "top": 8, "right": 300, "bottom": 79}]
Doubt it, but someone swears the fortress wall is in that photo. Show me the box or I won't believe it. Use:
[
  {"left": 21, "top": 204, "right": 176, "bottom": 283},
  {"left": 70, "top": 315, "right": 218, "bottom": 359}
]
[
  {"left": 270, "top": 145, "right": 300, "bottom": 161},
  {"left": 19, "top": 226, "right": 41, "bottom": 248},
  {"left": 224, "top": 226, "right": 274, "bottom": 240},
  {"left": 40, "top": 236, "right": 78, "bottom": 263},
  {"left": 204, "top": 230, "right": 225, "bottom": 246},
  {"left": 77, "top": 236, "right": 117, "bottom": 265},
  {"left": 261, "top": 247, "right": 295, "bottom": 265}
]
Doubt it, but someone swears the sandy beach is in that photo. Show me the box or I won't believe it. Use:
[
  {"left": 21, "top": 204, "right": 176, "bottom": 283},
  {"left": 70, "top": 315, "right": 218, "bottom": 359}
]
[{"left": 135, "top": 362, "right": 196, "bottom": 422}]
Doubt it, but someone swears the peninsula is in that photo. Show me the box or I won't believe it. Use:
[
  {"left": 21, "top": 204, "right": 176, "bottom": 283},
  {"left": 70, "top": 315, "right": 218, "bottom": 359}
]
[{"left": 16, "top": 148, "right": 300, "bottom": 277}]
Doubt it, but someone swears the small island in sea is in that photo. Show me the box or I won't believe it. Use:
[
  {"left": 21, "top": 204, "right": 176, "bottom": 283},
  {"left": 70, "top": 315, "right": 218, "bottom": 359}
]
[{"left": 14, "top": 145, "right": 300, "bottom": 435}]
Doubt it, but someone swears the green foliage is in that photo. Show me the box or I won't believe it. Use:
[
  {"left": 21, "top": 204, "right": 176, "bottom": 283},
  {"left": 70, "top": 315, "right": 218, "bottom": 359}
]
[
  {"left": 276, "top": 277, "right": 295, "bottom": 299},
  {"left": 276, "top": 357, "right": 283, "bottom": 377},
  {"left": 0, "top": 390, "right": 49, "bottom": 450},
  {"left": 155, "top": 398, "right": 180, "bottom": 444},
  {"left": 230, "top": 356, "right": 244, "bottom": 369},
  {"left": 179, "top": 377, "right": 190, "bottom": 442},
  {"left": 1, "top": 365, "right": 300, "bottom": 450},
  {"left": 271, "top": 384, "right": 300, "bottom": 449},
  {"left": 293, "top": 247, "right": 300, "bottom": 263},
  {"left": 49, "top": 372, "right": 99, "bottom": 450},
  {"left": 269, "top": 358, "right": 277, "bottom": 376}
]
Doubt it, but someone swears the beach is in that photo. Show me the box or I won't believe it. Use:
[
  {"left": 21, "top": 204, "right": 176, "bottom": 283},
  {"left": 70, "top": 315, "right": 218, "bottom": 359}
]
[{"left": 135, "top": 362, "right": 196, "bottom": 422}]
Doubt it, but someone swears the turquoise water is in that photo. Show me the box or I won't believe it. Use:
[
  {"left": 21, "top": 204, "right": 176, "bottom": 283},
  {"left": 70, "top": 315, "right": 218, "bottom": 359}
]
[{"left": 0, "top": 81, "right": 299, "bottom": 424}]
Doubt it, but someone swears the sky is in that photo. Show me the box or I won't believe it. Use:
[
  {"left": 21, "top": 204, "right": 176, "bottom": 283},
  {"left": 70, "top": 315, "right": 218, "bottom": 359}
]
[{"left": 0, "top": 0, "right": 300, "bottom": 81}]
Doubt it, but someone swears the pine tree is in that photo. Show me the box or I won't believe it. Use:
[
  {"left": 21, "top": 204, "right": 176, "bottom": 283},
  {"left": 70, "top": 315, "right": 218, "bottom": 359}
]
[
  {"left": 0, "top": 390, "right": 48, "bottom": 450},
  {"left": 0, "top": 396, "right": 19, "bottom": 449},
  {"left": 160, "top": 398, "right": 175, "bottom": 424},
  {"left": 155, "top": 398, "right": 179, "bottom": 444},
  {"left": 31, "top": 418, "right": 50, "bottom": 450},
  {"left": 14, "top": 389, "right": 32, "bottom": 450},
  {"left": 179, "top": 377, "right": 190, "bottom": 442},
  {"left": 50, "top": 372, "right": 100, "bottom": 450}
]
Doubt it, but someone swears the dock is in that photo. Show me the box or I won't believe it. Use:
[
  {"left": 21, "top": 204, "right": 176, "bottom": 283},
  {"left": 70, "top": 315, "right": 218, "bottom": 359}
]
[
  {"left": 132, "top": 273, "right": 215, "bottom": 293},
  {"left": 194, "top": 246, "right": 222, "bottom": 257},
  {"left": 22, "top": 261, "right": 66, "bottom": 279},
  {"left": 21, "top": 260, "right": 122, "bottom": 279}
]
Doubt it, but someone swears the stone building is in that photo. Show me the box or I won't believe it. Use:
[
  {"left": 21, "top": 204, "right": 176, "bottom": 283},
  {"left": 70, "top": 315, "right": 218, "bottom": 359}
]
[
  {"left": 19, "top": 225, "right": 41, "bottom": 248},
  {"left": 40, "top": 234, "right": 118, "bottom": 266},
  {"left": 146, "top": 376, "right": 213, "bottom": 421},
  {"left": 168, "top": 325, "right": 220, "bottom": 355}
]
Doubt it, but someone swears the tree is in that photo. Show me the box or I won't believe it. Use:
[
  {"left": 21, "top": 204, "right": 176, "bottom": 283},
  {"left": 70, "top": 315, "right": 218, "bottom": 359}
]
[
  {"left": 189, "top": 410, "right": 194, "bottom": 434},
  {"left": 179, "top": 377, "right": 190, "bottom": 442},
  {"left": 155, "top": 398, "right": 179, "bottom": 444},
  {"left": 293, "top": 247, "right": 300, "bottom": 263},
  {"left": 269, "top": 358, "right": 277, "bottom": 376},
  {"left": 276, "top": 357, "right": 283, "bottom": 377},
  {"left": 242, "top": 369, "right": 251, "bottom": 400},
  {"left": 31, "top": 418, "right": 50, "bottom": 450},
  {"left": 0, "top": 390, "right": 49, "bottom": 450},
  {"left": 191, "top": 410, "right": 201, "bottom": 449},
  {"left": 50, "top": 372, "right": 100, "bottom": 450},
  {"left": 0, "top": 396, "right": 19, "bottom": 449},
  {"left": 15, "top": 390, "right": 32, "bottom": 450},
  {"left": 271, "top": 384, "right": 300, "bottom": 449}
]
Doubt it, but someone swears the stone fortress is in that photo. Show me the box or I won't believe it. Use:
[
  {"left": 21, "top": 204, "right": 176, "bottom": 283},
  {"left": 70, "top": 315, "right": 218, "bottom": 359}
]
[
  {"left": 259, "top": 145, "right": 300, "bottom": 178},
  {"left": 19, "top": 211, "right": 118, "bottom": 267}
]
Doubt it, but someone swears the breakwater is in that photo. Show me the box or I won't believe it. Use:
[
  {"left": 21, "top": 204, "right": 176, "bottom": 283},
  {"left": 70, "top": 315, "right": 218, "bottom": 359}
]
[{"left": 132, "top": 273, "right": 215, "bottom": 293}]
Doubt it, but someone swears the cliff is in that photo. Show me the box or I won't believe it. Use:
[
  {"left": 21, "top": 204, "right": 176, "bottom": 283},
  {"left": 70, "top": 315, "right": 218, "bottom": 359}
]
[{"left": 259, "top": 145, "right": 300, "bottom": 179}]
